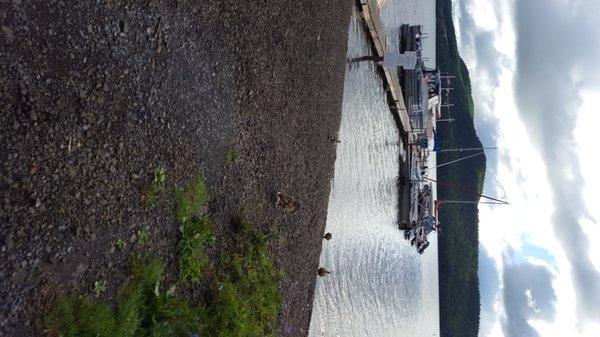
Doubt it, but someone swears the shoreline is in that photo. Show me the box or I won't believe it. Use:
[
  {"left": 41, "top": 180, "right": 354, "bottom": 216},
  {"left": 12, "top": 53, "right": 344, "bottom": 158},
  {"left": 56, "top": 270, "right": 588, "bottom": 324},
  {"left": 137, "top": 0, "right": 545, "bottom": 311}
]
[{"left": 0, "top": 1, "right": 353, "bottom": 336}]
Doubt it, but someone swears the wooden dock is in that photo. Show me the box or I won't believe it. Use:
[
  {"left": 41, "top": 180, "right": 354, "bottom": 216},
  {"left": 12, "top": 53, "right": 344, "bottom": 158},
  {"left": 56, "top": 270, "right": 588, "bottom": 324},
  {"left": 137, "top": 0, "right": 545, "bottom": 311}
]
[
  {"left": 357, "top": 0, "right": 413, "bottom": 139},
  {"left": 357, "top": 0, "right": 420, "bottom": 224}
]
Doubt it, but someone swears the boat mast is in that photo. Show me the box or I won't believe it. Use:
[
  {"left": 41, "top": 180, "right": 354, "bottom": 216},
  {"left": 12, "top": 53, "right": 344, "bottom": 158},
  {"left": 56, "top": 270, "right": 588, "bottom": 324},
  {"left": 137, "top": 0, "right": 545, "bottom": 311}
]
[{"left": 437, "top": 146, "right": 497, "bottom": 153}]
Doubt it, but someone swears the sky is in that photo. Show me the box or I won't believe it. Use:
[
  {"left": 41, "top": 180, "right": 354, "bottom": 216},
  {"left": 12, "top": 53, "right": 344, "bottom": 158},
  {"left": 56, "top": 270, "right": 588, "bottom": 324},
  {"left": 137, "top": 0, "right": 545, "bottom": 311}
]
[{"left": 451, "top": 0, "right": 600, "bottom": 336}]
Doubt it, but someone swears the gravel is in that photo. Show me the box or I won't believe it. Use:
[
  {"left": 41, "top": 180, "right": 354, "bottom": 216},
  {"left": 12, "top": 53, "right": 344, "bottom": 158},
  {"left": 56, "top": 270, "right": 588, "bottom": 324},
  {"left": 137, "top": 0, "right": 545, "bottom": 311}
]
[{"left": 0, "top": 0, "right": 353, "bottom": 336}]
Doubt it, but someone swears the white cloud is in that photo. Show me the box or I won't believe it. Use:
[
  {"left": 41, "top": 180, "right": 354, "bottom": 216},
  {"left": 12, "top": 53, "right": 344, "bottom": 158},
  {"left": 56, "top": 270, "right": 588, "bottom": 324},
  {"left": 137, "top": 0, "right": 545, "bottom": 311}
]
[
  {"left": 467, "top": 1, "right": 498, "bottom": 31},
  {"left": 575, "top": 89, "right": 600, "bottom": 277},
  {"left": 455, "top": 0, "right": 600, "bottom": 336}
]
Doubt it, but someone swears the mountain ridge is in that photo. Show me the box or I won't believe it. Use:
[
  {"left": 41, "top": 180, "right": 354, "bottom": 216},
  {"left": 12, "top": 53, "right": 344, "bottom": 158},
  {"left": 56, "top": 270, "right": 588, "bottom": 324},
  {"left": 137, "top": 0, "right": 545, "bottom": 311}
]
[{"left": 435, "top": 0, "right": 486, "bottom": 336}]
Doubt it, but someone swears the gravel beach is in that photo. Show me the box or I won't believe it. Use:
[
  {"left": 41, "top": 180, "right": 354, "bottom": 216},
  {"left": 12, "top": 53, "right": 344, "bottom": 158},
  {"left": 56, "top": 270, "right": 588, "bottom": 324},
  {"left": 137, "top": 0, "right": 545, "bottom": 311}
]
[{"left": 0, "top": 0, "right": 353, "bottom": 335}]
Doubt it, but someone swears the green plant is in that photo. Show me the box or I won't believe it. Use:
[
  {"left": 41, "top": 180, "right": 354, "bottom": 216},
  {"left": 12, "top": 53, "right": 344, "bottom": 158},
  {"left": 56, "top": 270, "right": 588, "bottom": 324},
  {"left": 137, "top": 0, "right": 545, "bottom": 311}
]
[
  {"left": 160, "top": 117, "right": 172, "bottom": 130},
  {"left": 206, "top": 219, "right": 283, "bottom": 337},
  {"left": 116, "top": 239, "right": 126, "bottom": 250},
  {"left": 46, "top": 170, "right": 283, "bottom": 337},
  {"left": 224, "top": 148, "right": 237, "bottom": 163},
  {"left": 143, "top": 167, "right": 167, "bottom": 211},
  {"left": 94, "top": 280, "right": 107, "bottom": 296},
  {"left": 45, "top": 258, "right": 203, "bottom": 337},
  {"left": 153, "top": 167, "right": 166, "bottom": 188},
  {"left": 178, "top": 215, "right": 214, "bottom": 284},
  {"left": 136, "top": 227, "right": 149, "bottom": 246},
  {"left": 175, "top": 174, "right": 213, "bottom": 284},
  {"left": 175, "top": 174, "right": 207, "bottom": 224}
]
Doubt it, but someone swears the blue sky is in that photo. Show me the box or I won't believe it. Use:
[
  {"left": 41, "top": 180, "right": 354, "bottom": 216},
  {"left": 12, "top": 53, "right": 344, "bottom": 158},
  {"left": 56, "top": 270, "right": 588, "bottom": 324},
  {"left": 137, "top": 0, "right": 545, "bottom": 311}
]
[{"left": 452, "top": 0, "right": 600, "bottom": 336}]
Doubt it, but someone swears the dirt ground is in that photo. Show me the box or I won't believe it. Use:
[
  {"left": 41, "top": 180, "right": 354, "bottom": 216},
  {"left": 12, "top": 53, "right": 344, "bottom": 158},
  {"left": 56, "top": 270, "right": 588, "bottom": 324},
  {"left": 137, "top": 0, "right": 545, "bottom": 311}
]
[{"left": 0, "top": 0, "right": 353, "bottom": 335}]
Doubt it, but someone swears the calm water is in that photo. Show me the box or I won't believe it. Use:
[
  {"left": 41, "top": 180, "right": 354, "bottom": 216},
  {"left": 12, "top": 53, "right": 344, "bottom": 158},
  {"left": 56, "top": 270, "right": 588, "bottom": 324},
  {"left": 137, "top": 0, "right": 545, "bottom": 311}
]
[{"left": 308, "top": 2, "right": 439, "bottom": 337}]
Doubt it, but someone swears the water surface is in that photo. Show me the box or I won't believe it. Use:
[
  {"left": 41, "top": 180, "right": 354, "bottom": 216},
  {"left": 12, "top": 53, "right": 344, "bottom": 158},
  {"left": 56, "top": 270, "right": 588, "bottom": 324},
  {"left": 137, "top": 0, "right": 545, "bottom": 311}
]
[{"left": 308, "top": 3, "right": 439, "bottom": 337}]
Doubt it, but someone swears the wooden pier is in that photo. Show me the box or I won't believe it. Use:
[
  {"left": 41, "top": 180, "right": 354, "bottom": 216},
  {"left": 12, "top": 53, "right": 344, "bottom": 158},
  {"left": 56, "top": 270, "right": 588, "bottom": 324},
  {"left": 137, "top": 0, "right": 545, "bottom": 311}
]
[
  {"left": 357, "top": 0, "right": 423, "bottom": 224},
  {"left": 357, "top": 0, "right": 413, "bottom": 139}
]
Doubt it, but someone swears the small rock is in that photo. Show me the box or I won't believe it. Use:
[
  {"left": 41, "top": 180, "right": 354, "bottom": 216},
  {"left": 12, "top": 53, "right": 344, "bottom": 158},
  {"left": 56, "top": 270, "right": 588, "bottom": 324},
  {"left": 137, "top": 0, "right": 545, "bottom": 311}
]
[
  {"left": 67, "top": 166, "right": 77, "bottom": 178},
  {"left": 86, "top": 24, "right": 93, "bottom": 33},
  {"left": 76, "top": 262, "right": 88, "bottom": 274},
  {"left": 34, "top": 199, "right": 42, "bottom": 208},
  {"left": 109, "top": 246, "right": 115, "bottom": 254},
  {"left": 50, "top": 254, "right": 60, "bottom": 264},
  {"left": 129, "top": 233, "right": 136, "bottom": 243},
  {"left": 1, "top": 25, "right": 14, "bottom": 41}
]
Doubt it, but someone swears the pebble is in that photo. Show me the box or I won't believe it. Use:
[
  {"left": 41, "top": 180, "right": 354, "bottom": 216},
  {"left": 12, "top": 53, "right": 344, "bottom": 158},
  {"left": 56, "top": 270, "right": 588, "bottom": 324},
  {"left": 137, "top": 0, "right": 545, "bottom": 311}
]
[
  {"left": 50, "top": 253, "right": 60, "bottom": 264},
  {"left": 67, "top": 165, "right": 77, "bottom": 178},
  {"left": 75, "top": 262, "right": 88, "bottom": 274},
  {"left": 129, "top": 233, "right": 136, "bottom": 243},
  {"left": 1, "top": 25, "right": 14, "bottom": 40},
  {"left": 34, "top": 199, "right": 42, "bottom": 208}
]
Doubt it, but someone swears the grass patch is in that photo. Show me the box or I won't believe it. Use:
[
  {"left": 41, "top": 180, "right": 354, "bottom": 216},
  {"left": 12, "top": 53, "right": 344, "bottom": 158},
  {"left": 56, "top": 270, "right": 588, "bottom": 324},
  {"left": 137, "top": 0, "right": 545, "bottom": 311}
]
[
  {"left": 45, "top": 258, "right": 203, "bottom": 337},
  {"left": 46, "top": 172, "right": 282, "bottom": 337},
  {"left": 143, "top": 167, "right": 167, "bottom": 211},
  {"left": 175, "top": 173, "right": 207, "bottom": 224},
  {"left": 176, "top": 174, "right": 212, "bottom": 284},
  {"left": 205, "top": 219, "right": 282, "bottom": 337},
  {"left": 178, "top": 215, "right": 214, "bottom": 284},
  {"left": 46, "top": 224, "right": 282, "bottom": 337},
  {"left": 224, "top": 148, "right": 237, "bottom": 163}
]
